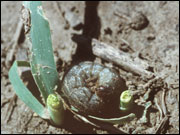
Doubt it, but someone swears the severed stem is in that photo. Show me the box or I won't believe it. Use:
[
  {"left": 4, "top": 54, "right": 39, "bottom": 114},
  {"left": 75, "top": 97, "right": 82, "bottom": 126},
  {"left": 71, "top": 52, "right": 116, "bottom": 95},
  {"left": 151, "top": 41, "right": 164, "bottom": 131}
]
[
  {"left": 47, "top": 94, "right": 64, "bottom": 126},
  {"left": 120, "top": 90, "right": 133, "bottom": 111}
]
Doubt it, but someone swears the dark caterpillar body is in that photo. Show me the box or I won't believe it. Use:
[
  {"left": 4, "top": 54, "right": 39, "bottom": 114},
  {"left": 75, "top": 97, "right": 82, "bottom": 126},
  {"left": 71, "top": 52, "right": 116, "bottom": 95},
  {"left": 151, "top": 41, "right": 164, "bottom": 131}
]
[{"left": 62, "top": 61, "right": 126, "bottom": 117}]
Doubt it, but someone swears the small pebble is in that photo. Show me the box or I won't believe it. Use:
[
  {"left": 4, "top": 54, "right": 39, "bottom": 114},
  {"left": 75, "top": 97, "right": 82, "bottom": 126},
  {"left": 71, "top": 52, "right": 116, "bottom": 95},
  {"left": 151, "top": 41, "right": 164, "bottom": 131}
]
[
  {"left": 147, "top": 34, "right": 155, "bottom": 41},
  {"left": 130, "top": 12, "right": 149, "bottom": 30}
]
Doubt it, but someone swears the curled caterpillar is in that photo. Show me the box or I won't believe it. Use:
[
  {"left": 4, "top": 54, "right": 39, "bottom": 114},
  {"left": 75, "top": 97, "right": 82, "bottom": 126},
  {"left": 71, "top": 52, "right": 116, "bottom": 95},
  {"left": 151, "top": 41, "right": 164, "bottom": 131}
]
[{"left": 62, "top": 61, "right": 126, "bottom": 117}]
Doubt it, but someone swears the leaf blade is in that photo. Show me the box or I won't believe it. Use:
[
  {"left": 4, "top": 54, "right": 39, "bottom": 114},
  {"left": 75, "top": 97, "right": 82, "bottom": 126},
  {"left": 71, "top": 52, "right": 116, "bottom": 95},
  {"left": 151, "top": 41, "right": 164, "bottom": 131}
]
[
  {"left": 88, "top": 113, "right": 136, "bottom": 125},
  {"left": 23, "top": 1, "right": 60, "bottom": 101},
  {"left": 8, "top": 61, "right": 48, "bottom": 119}
]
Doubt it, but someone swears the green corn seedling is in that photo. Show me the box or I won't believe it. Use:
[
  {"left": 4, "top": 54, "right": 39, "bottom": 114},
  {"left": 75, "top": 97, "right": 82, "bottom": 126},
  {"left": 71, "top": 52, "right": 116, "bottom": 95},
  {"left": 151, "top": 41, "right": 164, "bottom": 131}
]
[
  {"left": 9, "top": 1, "right": 64, "bottom": 126},
  {"left": 9, "top": 1, "right": 136, "bottom": 129}
]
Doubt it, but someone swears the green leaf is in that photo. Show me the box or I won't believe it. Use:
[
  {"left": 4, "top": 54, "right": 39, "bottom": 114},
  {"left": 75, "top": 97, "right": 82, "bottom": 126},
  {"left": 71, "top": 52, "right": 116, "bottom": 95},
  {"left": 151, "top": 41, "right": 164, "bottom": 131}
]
[
  {"left": 88, "top": 113, "right": 136, "bottom": 125},
  {"left": 23, "top": 1, "right": 60, "bottom": 101},
  {"left": 8, "top": 61, "right": 48, "bottom": 119}
]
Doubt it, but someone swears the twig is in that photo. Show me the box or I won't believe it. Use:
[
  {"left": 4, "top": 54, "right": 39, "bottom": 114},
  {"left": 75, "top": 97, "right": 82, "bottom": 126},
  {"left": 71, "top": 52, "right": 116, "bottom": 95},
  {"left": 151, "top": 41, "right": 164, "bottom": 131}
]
[
  {"left": 161, "top": 89, "right": 167, "bottom": 116},
  {"left": 120, "top": 38, "right": 130, "bottom": 46},
  {"left": 92, "top": 39, "right": 154, "bottom": 79},
  {"left": 1, "top": 98, "right": 11, "bottom": 108},
  {"left": 155, "top": 115, "right": 169, "bottom": 134},
  {"left": 5, "top": 20, "right": 24, "bottom": 68},
  {"left": 76, "top": 114, "right": 100, "bottom": 128},
  {"left": 154, "top": 97, "right": 163, "bottom": 121},
  {"left": 143, "top": 76, "right": 159, "bottom": 90},
  {"left": 5, "top": 94, "right": 17, "bottom": 124},
  {"left": 75, "top": 114, "right": 128, "bottom": 134},
  {"left": 154, "top": 83, "right": 169, "bottom": 134},
  {"left": 97, "top": 122, "right": 129, "bottom": 134},
  {"left": 113, "top": 11, "right": 131, "bottom": 22}
]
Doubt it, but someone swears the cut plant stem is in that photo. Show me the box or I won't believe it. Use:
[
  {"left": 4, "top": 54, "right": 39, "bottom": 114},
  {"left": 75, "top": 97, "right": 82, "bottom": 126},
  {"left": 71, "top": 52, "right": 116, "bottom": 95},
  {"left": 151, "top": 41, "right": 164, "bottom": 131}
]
[
  {"left": 120, "top": 90, "right": 133, "bottom": 111},
  {"left": 47, "top": 94, "right": 64, "bottom": 126}
]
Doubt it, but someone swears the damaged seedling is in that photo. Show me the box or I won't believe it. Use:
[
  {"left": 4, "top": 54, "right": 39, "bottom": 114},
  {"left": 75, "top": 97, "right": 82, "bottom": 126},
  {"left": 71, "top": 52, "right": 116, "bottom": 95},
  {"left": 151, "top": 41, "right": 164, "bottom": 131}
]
[{"left": 8, "top": 1, "right": 144, "bottom": 133}]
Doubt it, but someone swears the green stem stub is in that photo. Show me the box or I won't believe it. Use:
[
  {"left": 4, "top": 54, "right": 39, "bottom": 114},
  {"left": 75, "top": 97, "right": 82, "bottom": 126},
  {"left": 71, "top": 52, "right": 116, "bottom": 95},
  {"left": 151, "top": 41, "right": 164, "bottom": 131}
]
[
  {"left": 47, "top": 94, "right": 64, "bottom": 126},
  {"left": 120, "top": 90, "right": 133, "bottom": 111},
  {"left": 47, "top": 94, "right": 61, "bottom": 109}
]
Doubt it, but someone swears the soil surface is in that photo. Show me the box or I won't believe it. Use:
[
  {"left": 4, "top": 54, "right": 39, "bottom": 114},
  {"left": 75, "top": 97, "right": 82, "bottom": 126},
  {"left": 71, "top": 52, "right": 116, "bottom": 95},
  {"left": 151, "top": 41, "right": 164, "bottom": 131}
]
[{"left": 1, "top": 1, "right": 179, "bottom": 134}]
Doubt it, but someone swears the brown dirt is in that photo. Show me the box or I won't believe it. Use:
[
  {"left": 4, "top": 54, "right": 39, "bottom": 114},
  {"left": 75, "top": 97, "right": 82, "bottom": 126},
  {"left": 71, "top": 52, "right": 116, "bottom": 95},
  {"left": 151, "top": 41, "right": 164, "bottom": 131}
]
[{"left": 1, "top": 1, "right": 179, "bottom": 134}]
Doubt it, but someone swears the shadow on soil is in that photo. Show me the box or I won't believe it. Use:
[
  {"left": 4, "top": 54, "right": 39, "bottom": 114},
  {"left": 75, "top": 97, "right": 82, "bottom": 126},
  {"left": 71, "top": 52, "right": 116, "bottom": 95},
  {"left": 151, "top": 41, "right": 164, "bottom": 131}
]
[{"left": 71, "top": 1, "right": 101, "bottom": 64}]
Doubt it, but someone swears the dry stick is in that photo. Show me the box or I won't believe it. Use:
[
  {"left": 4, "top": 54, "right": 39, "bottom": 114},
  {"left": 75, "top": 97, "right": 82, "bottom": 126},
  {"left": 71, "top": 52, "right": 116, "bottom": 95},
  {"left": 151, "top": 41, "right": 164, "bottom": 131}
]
[
  {"left": 92, "top": 39, "right": 154, "bottom": 79},
  {"left": 75, "top": 114, "right": 128, "bottom": 134},
  {"left": 5, "top": 94, "right": 17, "bottom": 124},
  {"left": 155, "top": 88, "right": 169, "bottom": 134},
  {"left": 113, "top": 11, "right": 131, "bottom": 22},
  {"left": 155, "top": 115, "right": 169, "bottom": 134},
  {"left": 154, "top": 97, "right": 163, "bottom": 121},
  {"left": 1, "top": 98, "right": 11, "bottom": 108},
  {"left": 5, "top": 20, "right": 24, "bottom": 68},
  {"left": 97, "top": 122, "right": 129, "bottom": 134},
  {"left": 161, "top": 89, "right": 167, "bottom": 116},
  {"left": 143, "top": 76, "right": 159, "bottom": 89},
  {"left": 75, "top": 114, "right": 100, "bottom": 128}
]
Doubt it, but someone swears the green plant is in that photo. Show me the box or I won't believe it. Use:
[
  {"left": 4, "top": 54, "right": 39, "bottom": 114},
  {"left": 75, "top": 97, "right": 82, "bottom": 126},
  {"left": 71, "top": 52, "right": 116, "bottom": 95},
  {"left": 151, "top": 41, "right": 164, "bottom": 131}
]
[
  {"left": 9, "top": 1, "right": 63, "bottom": 126},
  {"left": 120, "top": 90, "right": 133, "bottom": 111},
  {"left": 9, "top": 1, "right": 135, "bottom": 129}
]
